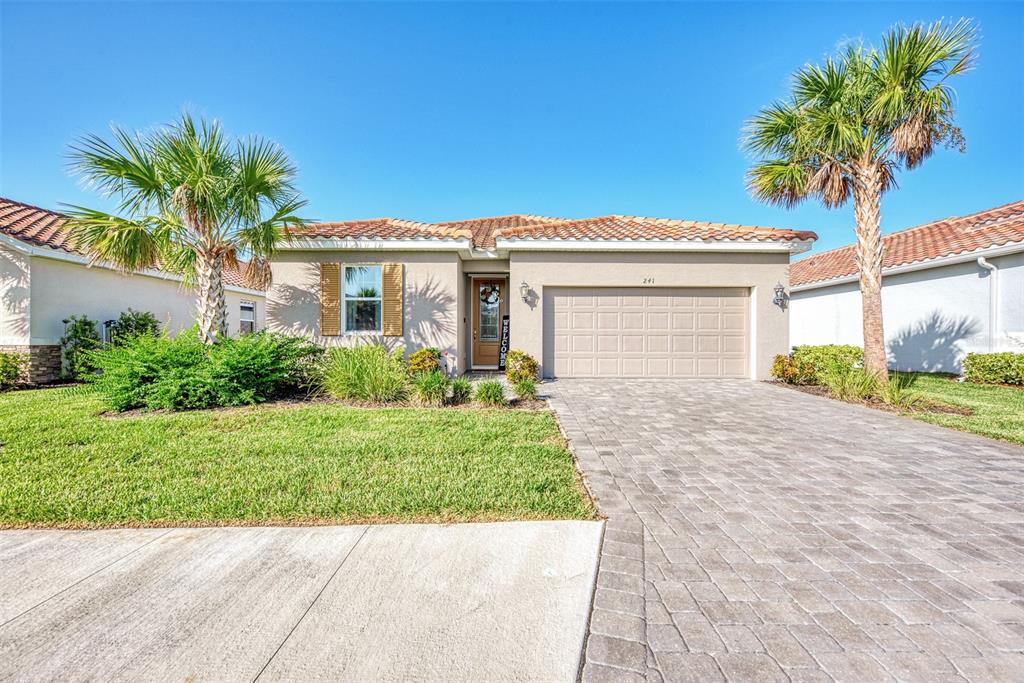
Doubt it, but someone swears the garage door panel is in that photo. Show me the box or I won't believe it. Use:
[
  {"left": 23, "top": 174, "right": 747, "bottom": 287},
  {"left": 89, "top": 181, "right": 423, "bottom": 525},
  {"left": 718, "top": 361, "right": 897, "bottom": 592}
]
[{"left": 544, "top": 287, "right": 749, "bottom": 378}]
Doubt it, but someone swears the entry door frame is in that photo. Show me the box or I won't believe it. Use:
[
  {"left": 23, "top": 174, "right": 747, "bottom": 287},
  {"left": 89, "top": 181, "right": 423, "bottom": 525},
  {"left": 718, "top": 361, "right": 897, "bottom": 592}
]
[{"left": 471, "top": 276, "right": 509, "bottom": 369}]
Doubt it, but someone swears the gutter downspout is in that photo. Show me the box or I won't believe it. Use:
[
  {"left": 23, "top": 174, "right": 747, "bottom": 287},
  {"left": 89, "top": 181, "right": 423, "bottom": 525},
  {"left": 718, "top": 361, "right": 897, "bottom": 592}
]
[{"left": 977, "top": 257, "right": 999, "bottom": 352}]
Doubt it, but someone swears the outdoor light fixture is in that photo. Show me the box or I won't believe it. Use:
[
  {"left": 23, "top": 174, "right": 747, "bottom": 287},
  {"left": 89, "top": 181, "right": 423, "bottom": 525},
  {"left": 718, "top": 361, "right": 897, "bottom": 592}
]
[
  {"left": 773, "top": 282, "right": 787, "bottom": 309},
  {"left": 519, "top": 281, "right": 530, "bottom": 302}
]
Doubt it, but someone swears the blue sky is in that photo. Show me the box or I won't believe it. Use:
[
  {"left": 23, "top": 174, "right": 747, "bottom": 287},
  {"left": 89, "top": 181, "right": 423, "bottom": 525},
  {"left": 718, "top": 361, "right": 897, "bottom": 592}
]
[{"left": 2, "top": 1, "right": 1021, "bottom": 256}]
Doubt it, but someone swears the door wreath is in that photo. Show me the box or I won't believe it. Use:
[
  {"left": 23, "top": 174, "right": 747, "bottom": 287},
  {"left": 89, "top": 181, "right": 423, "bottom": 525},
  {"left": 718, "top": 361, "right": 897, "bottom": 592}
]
[{"left": 479, "top": 285, "right": 501, "bottom": 305}]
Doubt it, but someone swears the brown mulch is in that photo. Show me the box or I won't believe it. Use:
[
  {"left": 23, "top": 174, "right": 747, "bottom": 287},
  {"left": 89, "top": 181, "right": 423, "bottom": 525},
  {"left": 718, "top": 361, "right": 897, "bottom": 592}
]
[{"left": 774, "top": 382, "right": 973, "bottom": 416}]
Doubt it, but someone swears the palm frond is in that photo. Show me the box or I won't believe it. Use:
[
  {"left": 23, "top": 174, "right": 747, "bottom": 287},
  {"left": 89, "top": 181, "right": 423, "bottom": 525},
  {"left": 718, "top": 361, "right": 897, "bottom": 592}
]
[
  {"left": 62, "top": 206, "right": 163, "bottom": 272},
  {"left": 745, "top": 161, "right": 811, "bottom": 208}
]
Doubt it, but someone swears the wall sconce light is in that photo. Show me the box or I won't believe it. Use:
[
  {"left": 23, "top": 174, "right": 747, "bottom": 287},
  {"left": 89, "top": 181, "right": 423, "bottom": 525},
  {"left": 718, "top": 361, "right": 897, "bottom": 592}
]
[
  {"left": 773, "top": 282, "right": 788, "bottom": 309},
  {"left": 519, "top": 281, "right": 530, "bottom": 302}
]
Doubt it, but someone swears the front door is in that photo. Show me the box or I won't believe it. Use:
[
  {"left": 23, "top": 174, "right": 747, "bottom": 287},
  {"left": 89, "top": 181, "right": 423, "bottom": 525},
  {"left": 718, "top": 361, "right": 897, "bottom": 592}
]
[{"left": 472, "top": 278, "right": 507, "bottom": 367}]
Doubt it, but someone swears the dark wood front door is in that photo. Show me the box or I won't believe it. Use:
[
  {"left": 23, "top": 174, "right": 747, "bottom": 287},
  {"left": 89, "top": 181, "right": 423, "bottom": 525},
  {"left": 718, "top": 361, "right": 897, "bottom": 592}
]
[{"left": 472, "top": 278, "right": 507, "bottom": 367}]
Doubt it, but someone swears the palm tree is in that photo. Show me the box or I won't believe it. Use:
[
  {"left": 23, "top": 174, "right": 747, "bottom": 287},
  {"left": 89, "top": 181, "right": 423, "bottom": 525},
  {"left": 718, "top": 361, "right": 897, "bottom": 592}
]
[
  {"left": 744, "top": 19, "right": 976, "bottom": 381},
  {"left": 66, "top": 113, "right": 307, "bottom": 344}
]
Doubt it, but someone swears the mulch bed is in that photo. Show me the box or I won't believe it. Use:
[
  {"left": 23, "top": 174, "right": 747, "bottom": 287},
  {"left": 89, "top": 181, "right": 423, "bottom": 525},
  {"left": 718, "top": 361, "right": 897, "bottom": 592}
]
[{"left": 775, "top": 382, "right": 973, "bottom": 416}]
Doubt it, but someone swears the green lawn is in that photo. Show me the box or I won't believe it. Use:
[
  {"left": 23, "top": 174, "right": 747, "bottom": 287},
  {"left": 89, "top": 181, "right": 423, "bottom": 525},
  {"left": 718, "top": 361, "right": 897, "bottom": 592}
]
[
  {"left": 901, "top": 372, "right": 1024, "bottom": 446},
  {"left": 0, "top": 388, "right": 595, "bottom": 528}
]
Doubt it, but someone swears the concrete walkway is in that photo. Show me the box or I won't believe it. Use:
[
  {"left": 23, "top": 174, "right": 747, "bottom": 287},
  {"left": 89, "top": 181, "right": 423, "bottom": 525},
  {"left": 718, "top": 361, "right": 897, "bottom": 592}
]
[
  {"left": 548, "top": 379, "right": 1024, "bottom": 683},
  {"left": 0, "top": 521, "right": 603, "bottom": 682}
]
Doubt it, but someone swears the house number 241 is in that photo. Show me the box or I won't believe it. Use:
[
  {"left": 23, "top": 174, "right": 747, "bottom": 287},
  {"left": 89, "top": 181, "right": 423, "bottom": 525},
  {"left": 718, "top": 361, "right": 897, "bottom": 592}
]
[{"left": 642, "top": 278, "right": 655, "bottom": 284}]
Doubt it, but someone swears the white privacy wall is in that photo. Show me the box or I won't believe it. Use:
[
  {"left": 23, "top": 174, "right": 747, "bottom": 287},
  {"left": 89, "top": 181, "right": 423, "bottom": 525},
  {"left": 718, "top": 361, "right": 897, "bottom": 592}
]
[{"left": 790, "top": 250, "right": 1024, "bottom": 373}]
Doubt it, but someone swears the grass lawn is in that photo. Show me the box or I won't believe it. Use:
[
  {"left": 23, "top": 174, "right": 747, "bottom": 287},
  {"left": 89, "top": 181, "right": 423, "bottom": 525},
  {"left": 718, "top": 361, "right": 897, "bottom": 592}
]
[
  {"left": 0, "top": 387, "right": 595, "bottom": 528},
  {"left": 901, "top": 372, "right": 1024, "bottom": 446}
]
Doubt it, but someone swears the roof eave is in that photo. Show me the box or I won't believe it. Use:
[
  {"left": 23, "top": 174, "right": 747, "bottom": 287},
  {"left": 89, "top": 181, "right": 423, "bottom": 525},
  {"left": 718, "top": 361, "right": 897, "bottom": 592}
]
[
  {"left": 277, "top": 237, "right": 473, "bottom": 251},
  {"left": 494, "top": 237, "right": 815, "bottom": 254}
]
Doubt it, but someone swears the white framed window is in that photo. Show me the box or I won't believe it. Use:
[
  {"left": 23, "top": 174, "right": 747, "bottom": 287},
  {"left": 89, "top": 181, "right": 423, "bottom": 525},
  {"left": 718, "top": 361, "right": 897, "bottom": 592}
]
[
  {"left": 343, "top": 265, "right": 382, "bottom": 333},
  {"left": 240, "top": 301, "right": 256, "bottom": 335}
]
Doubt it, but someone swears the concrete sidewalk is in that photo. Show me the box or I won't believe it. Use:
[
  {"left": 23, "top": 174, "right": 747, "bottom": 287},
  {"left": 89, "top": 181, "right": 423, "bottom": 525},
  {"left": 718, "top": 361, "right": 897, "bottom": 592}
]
[{"left": 0, "top": 521, "right": 603, "bottom": 682}]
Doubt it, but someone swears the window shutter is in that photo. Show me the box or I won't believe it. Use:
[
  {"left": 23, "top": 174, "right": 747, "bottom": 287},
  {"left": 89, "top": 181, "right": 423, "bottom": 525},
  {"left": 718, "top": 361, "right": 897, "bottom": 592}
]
[
  {"left": 382, "top": 263, "right": 404, "bottom": 337},
  {"left": 319, "top": 263, "right": 341, "bottom": 336}
]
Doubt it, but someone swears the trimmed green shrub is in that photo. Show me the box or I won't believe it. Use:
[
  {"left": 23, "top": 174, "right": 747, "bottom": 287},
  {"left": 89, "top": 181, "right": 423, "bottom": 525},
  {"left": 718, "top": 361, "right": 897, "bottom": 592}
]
[
  {"left": 89, "top": 330, "right": 322, "bottom": 411},
  {"left": 474, "top": 379, "right": 506, "bottom": 406},
  {"left": 407, "top": 347, "right": 441, "bottom": 376},
  {"left": 412, "top": 370, "right": 450, "bottom": 407},
  {"left": 963, "top": 352, "right": 1024, "bottom": 386},
  {"left": 769, "top": 354, "right": 816, "bottom": 385},
  {"left": 451, "top": 377, "right": 472, "bottom": 405},
  {"left": 791, "top": 345, "right": 863, "bottom": 382},
  {"left": 318, "top": 344, "right": 408, "bottom": 402},
  {"left": 514, "top": 377, "right": 538, "bottom": 401},
  {"left": 819, "top": 364, "right": 879, "bottom": 402},
  {"left": 61, "top": 315, "right": 102, "bottom": 380},
  {"left": 0, "top": 351, "right": 25, "bottom": 390},
  {"left": 505, "top": 350, "right": 540, "bottom": 383},
  {"left": 107, "top": 308, "right": 160, "bottom": 345}
]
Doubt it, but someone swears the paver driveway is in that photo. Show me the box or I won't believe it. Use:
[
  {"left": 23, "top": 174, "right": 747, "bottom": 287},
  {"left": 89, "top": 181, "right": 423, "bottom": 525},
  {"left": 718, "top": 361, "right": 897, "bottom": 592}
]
[{"left": 548, "top": 379, "right": 1024, "bottom": 683}]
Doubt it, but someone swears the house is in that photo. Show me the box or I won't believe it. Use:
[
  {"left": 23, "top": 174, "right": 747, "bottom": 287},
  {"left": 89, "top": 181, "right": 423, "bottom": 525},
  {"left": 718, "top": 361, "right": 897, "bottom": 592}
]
[
  {"left": 267, "top": 214, "right": 816, "bottom": 379},
  {"left": 790, "top": 200, "right": 1024, "bottom": 373},
  {"left": 0, "top": 198, "right": 267, "bottom": 383}
]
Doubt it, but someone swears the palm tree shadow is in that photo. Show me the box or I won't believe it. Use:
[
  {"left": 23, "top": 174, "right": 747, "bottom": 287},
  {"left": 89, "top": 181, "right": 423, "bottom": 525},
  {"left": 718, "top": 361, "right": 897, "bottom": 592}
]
[
  {"left": 0, "top": 249, "right": 30, "bottom": 339},
  {"left": 267, "top": 265, "right": 321, "bottom": 337},
  {"left": 887, "top": 311, "right": 981, "bottom": 373},
  {"left": 406, "top": 276, "right": 455, "bottom": 347}
]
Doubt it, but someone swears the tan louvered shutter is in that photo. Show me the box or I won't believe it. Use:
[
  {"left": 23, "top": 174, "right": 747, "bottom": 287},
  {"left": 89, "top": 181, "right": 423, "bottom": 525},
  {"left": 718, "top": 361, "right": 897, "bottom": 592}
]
[
  {"left": 382, "top": 263, "right": 404, "bottom": 336},
  {"left": 319, "top": 263, "right": 341, "bottom": 336}
]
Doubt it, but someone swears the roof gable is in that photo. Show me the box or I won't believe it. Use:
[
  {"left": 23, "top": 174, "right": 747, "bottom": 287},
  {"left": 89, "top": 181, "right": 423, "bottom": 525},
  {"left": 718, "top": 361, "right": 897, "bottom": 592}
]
[{"left": 791, "top": 200, "right": 1024, "bottom": 287}]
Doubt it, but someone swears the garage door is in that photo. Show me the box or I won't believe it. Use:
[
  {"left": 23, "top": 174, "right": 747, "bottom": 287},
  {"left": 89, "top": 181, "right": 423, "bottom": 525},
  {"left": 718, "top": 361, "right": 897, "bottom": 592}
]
[{"left": 544, "top": 287, "right": 749, "bottom": 378}]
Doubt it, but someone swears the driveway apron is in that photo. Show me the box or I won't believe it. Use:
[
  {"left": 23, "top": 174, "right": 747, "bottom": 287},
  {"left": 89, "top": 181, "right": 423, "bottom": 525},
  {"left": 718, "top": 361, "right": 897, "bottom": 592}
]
[{"left": 548, "top": 379, "right": 1024, "bottom": 683}]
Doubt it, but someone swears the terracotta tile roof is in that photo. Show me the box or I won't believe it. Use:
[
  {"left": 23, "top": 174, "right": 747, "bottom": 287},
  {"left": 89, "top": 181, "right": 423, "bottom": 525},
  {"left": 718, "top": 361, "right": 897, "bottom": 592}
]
[
  {"left": 493, "top": 215, "right": 817, "bottom": 245},
  {"left": 791, "top": 200, "right": 1024, "bottom": 288},
  {"left": 295, "top": 213, "right": 816, "bottom": 249},
  {"left": 291, "top": 218, "right": 472, "bottom": 243},
  {"left": 434, "top": 214, "right": 564, "bottom": 248},
  {"left": 0, "top": 197, "right": 261, "bottom": 290}
]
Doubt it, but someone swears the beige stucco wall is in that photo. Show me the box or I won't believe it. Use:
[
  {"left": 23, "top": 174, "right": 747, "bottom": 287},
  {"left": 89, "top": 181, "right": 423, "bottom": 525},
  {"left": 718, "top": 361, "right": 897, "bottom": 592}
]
[
  {"left": 28, "top": 256, "right": 266, "bottom": 344},
  {"left": 0, "top": 244, "right": 31, "bottom": 345},
  {"left": 268, "top": 251, "right": 463, "bottom": 371},
  {"left": 507, "top": 250, "right": 792, "bottom": 380}
]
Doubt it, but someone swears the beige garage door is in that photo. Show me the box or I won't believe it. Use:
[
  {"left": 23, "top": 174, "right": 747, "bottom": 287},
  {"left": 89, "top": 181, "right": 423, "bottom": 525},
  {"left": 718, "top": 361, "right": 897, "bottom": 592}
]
[{"left": 544, "top": 287, "right": 749, "bottom": 378}]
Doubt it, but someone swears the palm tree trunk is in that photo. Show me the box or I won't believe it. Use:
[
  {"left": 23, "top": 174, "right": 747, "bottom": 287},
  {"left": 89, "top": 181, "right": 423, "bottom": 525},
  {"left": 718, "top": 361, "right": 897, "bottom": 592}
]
[
  {"left": 196, "top": 251, "right": 227, "bottom": 344},
  {"left": 853, "top": 164, "right": 889, "bottom": 382}
]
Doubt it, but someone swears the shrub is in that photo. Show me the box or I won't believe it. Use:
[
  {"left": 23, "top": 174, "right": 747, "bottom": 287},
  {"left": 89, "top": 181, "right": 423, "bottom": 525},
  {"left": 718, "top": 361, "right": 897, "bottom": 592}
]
[
  {"left": 0, "top": 351, "right": 25, "bottom": 390},
  {"left": 505, "top": 350, "right": 540, "bottom": 383},
  {"left": 474, "top": 379, "right": 506, "bottom": 406},
  {"left": 61, "top": 315, "right": 102, "bottom": 380},
  {"left": 791, "top": 345, "right": 863, "bottom": 382},
  {"left": 407, "top": 347, "right": 441, "bottom": 376},
  {"left": 451, "top": 377, "right": 472, "bottom": 404},
  {"left": 89, "top": 330, "right": 322, "bottom": 412},
  {"left": 107, "top": 308, "right": 161, "bottom": 345},
  {"left": 770, "top": 354, "right": 816, "bottom": 385},
  {"left": 877, "top": 372, "right": 922, "bottom": 409},
  {"left": 317, "top": 344, "right": 408, "bottom": 402},
  {"left": 819, "top": 364, "right": 879, "bottom": 402},
  {"left": 514, "top": 377, "right": 538, "bottom": 401},
  {"left": 412, "top": 370, "right": 450, "bottom": 407},
  {"left": 963, "top": 352, "right": 1024, "bottom": 386}
]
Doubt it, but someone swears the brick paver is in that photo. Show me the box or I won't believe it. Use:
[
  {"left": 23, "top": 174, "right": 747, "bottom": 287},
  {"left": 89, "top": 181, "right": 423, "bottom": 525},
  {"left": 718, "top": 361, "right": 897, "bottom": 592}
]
[{"left": 548, "top": 379, "right": 1024, "bottom": 683}]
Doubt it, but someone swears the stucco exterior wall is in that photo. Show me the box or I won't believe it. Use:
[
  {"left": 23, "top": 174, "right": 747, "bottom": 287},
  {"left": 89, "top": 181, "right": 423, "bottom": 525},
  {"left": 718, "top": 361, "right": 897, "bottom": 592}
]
[
  {"left": 789, "top": 251, "right": 1024, "bottom": 373},
  {"left": 28, "top": 256, "right": 266, "bottom": 344},
  {"left": 268, "top": 251, "right": 463, "bottom": 371},
  {"left": 507, "top": 251, "right": 791, "bottom": 380},
  {"left": 0, "top": 244, "right": 31, "bottom": 345}
]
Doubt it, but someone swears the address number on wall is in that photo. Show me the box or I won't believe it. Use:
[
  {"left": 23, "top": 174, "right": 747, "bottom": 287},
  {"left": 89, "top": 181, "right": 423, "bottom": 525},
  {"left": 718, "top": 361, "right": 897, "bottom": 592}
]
[{"left": 642, "top": 278, "right": 655, "bottom": 284}]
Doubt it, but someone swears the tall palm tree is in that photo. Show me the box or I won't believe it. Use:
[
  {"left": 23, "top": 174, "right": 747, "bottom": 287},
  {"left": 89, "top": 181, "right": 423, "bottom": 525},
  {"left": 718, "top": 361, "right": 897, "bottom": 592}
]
[
  {"left": 744, "top": 20, "right": 976, "bottom": 381},
  {"left": 66, "top": 113, "right": 307, "bottom": 344}
]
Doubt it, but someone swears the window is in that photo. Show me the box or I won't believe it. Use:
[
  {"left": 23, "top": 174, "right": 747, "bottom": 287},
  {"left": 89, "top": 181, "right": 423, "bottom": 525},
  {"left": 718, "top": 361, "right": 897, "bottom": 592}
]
[
  {"left": 343, "top": 265, "right": 382, "bottom": 333},
  {"left": 240, "top": 301, "right": 256, "bottom": 334}
]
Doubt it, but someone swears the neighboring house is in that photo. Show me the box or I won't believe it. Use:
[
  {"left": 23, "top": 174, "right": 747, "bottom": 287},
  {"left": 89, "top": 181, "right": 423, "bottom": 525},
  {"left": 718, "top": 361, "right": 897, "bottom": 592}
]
[
  {"left": 790, "top": 200, "right": 1024, "bottom": 373},
  {"left": 0, "top": 198, "right": 267, "bottom": 383},
  {"left": 267, "top": 215, "right": 816, "bottom": 379}
]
